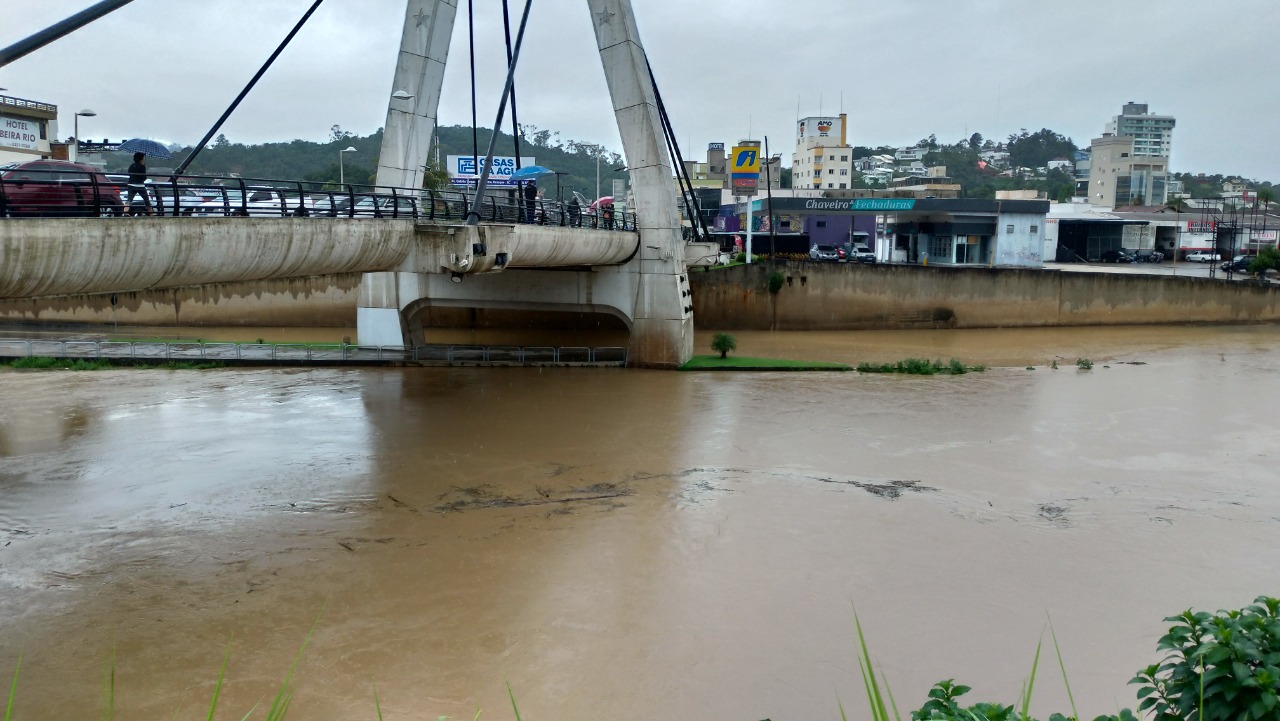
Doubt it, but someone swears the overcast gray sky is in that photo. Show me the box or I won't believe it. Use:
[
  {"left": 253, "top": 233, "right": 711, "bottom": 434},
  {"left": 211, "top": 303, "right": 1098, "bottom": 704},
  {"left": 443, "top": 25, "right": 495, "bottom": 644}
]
[{"left": 3, "top": 0, "right": 1277, "bottom": 180}]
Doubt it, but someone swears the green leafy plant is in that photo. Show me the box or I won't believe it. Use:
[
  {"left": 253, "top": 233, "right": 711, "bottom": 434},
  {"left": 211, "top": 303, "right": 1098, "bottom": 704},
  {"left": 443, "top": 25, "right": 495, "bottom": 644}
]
[
  {"left": 5, "top": 655, "right": 20, "bottom": 721},
  {"left": 767, "top": 271, "right": 785, "bottom": 294},
  {"left": 856, "top": 358, "right": 986, "bottom": 375},
  {"left": 206, "top": 640, "right": 232, "bottom": 721},
  {"left": 1133, "top": 596, "right": 1280, "bottom": 720},
  {"left": 845, "top": 608, "right": 902, "bottom": 721},
  {"left": 1076, "top": 358, "right": 1093, "bottom": 370},
  {"left": 711, "top": 333, "right": 737, "bottom": 359}
]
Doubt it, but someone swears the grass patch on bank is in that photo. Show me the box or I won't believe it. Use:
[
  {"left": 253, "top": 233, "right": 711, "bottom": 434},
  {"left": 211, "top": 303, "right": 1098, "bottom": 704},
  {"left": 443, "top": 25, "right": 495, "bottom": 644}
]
[
  {"left": 5, "top": 357, "right": 223, "bottom": 371},
  {"left": 679, "top": 355, "right": 851, "bottom": 371},
  {"left": 856, "top": 357, "right": 987, "bottom": 375}
]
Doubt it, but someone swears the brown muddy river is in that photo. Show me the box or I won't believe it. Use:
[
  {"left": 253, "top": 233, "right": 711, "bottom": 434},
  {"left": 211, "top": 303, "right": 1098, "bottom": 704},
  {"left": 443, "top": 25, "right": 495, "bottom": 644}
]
[{"left": 2, "top": 325, "right": 1279, "bottom": 720}]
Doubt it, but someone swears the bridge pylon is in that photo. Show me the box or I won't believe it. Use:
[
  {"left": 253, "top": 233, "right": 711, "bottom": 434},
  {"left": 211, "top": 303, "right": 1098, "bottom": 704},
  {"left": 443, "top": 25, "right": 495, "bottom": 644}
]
[{"left": 357, "top": 0, "right": 694, "bottom": 368}]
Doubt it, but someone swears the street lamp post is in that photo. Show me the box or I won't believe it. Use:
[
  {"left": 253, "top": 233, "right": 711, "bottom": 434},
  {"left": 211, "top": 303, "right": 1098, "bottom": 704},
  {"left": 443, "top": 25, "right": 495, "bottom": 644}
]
[
  {"left": 339, "top": 146, "right": 357, "bottom": 185},
  {"left": 73, "top": 108, "right": 96, "bottom": 162}
]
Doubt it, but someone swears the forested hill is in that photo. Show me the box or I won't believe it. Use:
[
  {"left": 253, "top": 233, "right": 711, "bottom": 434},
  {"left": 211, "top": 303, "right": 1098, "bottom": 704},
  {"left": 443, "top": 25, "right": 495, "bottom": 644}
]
[{"left": 102, "top": 124, "right": 628, "bottom": 197}]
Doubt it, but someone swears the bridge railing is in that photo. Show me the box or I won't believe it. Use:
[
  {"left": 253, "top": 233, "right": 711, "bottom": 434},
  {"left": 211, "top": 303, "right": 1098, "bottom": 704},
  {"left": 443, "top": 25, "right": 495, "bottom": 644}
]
[
  {"left": 0, "top": 165, "right": 637, "bottom": 231},
  {"left": 0, "top": 338, "right": 628, "bottom": 366}
]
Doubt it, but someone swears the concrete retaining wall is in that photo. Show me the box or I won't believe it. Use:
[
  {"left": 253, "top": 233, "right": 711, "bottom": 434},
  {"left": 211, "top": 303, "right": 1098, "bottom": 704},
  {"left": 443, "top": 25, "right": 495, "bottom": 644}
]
[
  {"left": 0, "top": 274, "right": 359, "bottom": 327},
  {"left": 0, "top": 217, "right": 413, "bottom": 298},
  {"left": 689, "top": 262, "right": 1280, "bottom": 330},
  {"left": 8, "top": 262, "right": 1280, "bottom": 332}
]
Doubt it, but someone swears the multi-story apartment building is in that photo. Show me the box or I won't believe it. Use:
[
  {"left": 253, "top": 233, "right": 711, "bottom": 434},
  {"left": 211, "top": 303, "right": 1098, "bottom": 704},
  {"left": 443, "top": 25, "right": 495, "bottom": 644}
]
[
  {"left": 1105, "top": 102, "right": 1175, "bottom": 159},
  {"left": 791, "top": 114, "right": 856, "bottom": 190},
  {"left": 1087, "top": 134, "right": 1168, "bottom": 208}
]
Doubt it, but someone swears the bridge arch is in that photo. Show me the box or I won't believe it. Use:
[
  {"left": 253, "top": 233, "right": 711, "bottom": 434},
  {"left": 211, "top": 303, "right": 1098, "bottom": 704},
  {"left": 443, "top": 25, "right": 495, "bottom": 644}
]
[{"left": 401, "top": 294, "right": 633, "bottom": 347}]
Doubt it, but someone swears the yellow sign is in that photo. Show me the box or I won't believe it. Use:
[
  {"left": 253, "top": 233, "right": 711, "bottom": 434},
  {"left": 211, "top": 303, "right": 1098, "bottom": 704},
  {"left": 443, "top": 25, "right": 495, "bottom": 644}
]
[
  {"left": 731, "top": 142, "right": 761, "bottom": 196},
  {"left": 730, "top": 144, "right": 761, "bottom": 174}
]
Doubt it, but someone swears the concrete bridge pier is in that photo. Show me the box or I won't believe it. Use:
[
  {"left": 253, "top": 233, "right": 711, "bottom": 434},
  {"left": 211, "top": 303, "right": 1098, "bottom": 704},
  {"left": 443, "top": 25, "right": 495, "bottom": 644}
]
[
  {"left": 357, "top": 0, "right": 695, "bottom": 367},
  {"left": 355, "top": 221, "right": 698, "bottom": 367}
]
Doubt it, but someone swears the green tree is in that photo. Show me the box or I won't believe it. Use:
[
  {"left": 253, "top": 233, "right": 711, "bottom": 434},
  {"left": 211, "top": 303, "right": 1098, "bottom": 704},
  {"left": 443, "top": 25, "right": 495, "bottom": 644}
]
[
  {"left": 710, "top": 333, "right": 737, "bottom": 359},
  {"left": 1257, "top": 186, "right": 1275, "bottom": 210},
  {"left": 1249, "top": 246, "right": 1280, "bottom": 275},
  {"left": 1006, "top": 128, "right": 1078, "bottom": 170},
  {"left": 421, "top": 157, "right": 451, "bottom": 190}
]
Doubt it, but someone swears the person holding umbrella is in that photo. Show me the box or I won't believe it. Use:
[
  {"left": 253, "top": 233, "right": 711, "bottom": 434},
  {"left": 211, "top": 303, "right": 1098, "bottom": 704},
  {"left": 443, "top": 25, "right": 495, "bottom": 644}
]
[
  {"left": 125, "top": 152, "right": 152, "bottom": 215},
  {"left": 523, "top": 180, "right": 537, "bottom": 224},
  {"left": 118, "top": 139, "right": 173, "bottom": 216}
]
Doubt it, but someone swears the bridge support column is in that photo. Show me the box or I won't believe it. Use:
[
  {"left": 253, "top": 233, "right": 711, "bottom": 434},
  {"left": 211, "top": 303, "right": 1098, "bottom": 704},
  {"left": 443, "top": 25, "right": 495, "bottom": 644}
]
[
  {"left": 375, "top": 0, "right": 458, "bottom": 190},
  {"left": 588, "top": 0, "right": 693, "bottom": 368},
  {"left": 357, "top": 271, "right": 411, "bottom": 346}
]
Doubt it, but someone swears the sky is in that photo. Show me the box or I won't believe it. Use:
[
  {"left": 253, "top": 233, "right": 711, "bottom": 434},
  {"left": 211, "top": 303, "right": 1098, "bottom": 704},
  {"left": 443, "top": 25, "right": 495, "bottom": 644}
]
[{"left": 2, "top": 0, "right": 1278, "bottom": 180}]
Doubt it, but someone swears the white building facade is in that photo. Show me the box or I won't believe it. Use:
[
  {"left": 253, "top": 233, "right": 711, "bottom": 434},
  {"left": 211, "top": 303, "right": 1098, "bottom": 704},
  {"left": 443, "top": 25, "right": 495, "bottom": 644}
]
[
  {"left": 0, "top": 94, "right": 58, "bottom": 165},
  {"left": 791, "top": 114, "right": 857, "bottom": 191},
  {"left": 1105, "top": 101, "right": 1176, "bottom": 160}
]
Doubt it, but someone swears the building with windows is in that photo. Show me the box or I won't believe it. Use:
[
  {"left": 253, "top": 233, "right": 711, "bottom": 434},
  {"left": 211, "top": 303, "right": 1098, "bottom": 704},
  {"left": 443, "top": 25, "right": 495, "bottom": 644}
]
[
  {"left": 1086, "top": 134, "right": 1169, "bottom": 209},
  {"left": 791, "top": 114, "right": 857, "bottom": 191},
  {"left": 684, "top": 142, "right": 779, "bottom": 190},
  {"left": 0, "top": 93, "right": 59, "bottom": 164},
  {"left": 1105, "top": 102, "right": 1175, "bottom": 159}
]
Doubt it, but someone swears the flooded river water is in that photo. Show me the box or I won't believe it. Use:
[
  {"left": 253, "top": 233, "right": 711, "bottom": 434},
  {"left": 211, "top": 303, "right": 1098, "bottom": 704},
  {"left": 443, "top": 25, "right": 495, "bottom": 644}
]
[{"left": 2, "top": 325, "right": 1279, "bottom": 720}]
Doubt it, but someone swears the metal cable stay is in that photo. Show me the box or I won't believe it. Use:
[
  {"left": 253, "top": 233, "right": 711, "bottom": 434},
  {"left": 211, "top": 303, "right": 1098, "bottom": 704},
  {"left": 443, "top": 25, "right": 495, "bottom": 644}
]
[{"left": 644, "top": 54, "right": 711, "bottom": 243}]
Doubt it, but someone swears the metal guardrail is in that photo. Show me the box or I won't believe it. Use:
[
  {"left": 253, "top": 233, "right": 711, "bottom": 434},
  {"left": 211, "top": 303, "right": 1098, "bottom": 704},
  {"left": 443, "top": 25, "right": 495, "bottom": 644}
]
[
  {"left": 0, "top": 339, "right": 628, "bottom": 366},
  {"left": 0, "top": 94, "right": 57, "bottom": 114},
  {"left": 0, "top": 165, "right": 637, "bottom": 231}
]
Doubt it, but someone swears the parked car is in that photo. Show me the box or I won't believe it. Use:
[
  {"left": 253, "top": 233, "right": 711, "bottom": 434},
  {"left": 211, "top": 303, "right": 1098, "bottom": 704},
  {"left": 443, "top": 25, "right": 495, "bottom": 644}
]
[
  {"left": 1134, "top": 249, "right": 1164, "bottom": 263},
  {"left": 1100, "top": 249, "right": 1136, "bottom": 263},
  {"left": 1220, "top": 256, "right": 1254, "bottom": 274},
  {"left": 851, "top": 244, "right": 876, "bottom": 263},
  {"left": 810, "top": 244, "right": 841, "bottom": 261},
  {"left": 121, "top": 183, "right": 209, "bottom": 216},
  {"left": 351, "top": 195, "right": 419, "bottom": 217},
  {"left": 191, "top": 187, "right": 309, "bottom": 217},
  {"left": 0, "top": 160, "right": 123, "bottom": 217},
  {"left": 1185, "top": 251, "right": 1221, "bottom": 263}
]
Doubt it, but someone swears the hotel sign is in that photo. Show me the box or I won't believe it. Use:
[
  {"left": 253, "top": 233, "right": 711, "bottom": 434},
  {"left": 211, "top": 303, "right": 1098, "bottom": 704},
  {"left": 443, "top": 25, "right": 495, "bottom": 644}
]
[{"left": 0, "top": 114, "right": 41, "bottom": 151}]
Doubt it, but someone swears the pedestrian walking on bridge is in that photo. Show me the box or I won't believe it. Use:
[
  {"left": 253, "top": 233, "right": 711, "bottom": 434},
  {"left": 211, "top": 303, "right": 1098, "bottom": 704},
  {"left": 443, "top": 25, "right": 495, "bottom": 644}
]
[{"left": 125, "top": 152, "right": 152, "bottom": 215}]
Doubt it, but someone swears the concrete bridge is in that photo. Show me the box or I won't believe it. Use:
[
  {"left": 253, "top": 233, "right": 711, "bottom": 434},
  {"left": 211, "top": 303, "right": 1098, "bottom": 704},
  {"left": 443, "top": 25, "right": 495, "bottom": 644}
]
[{"left": 0, "top": 0, "right": 710, "bottom": 368}]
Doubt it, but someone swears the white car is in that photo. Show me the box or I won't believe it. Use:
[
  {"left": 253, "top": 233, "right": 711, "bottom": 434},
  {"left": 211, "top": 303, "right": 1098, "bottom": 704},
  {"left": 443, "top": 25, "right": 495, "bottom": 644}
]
[
  {"left": 191, "top": 187, "right": 311, "bottom": 217},
  {"left": 1185, "top": 251, "right": 1221, "bottom": 263}
]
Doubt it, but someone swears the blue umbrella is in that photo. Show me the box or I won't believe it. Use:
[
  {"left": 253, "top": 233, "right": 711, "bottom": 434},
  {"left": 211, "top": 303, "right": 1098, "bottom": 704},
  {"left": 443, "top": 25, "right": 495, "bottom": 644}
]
[
  {"left": 118, "top": 138, "right": 173, "bottom": 159},
  {"left": 510, "top": 165, "right": 554, "bottom": 180}
]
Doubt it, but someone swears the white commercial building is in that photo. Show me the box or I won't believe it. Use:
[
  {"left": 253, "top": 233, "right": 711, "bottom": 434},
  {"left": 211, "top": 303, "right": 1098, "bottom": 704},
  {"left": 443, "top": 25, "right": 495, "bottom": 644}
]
[{"left": 791, "top": 114, "right": 857, "bottom": 191}]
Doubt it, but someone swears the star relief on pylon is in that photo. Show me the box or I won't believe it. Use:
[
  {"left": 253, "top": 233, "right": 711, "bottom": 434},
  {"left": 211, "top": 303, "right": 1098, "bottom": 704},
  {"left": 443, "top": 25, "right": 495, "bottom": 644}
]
[
  {"left": 595, "top": 6, "right": 615, "bottom": 26},
  {"left": 414, "top": 7, "right": 427, "bottom": 27}
]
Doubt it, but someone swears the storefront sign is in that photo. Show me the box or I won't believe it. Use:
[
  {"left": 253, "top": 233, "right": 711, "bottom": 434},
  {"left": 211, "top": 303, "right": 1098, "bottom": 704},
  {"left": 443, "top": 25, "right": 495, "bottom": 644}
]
[
  {"left": 447, "top": 155, "right": 536, "bottom": 187},
  {"left": 802, "top": 198, "right": 916, "bottom": 212},
  {"left": 730, "top": 142, "right": 761, "bottom": 196},
  {"left": 1252, "top": 230, "right": 1278, "bottom": 242},
  {"left": 0, "top": 114, "right": 41, "bottom": 151}
]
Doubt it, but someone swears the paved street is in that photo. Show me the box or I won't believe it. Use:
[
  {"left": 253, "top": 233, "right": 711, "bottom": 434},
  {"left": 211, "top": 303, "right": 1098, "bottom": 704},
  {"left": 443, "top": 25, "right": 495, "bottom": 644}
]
[{"left": 1045, "top": 261, "right": 1271, "bottom": 281}]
